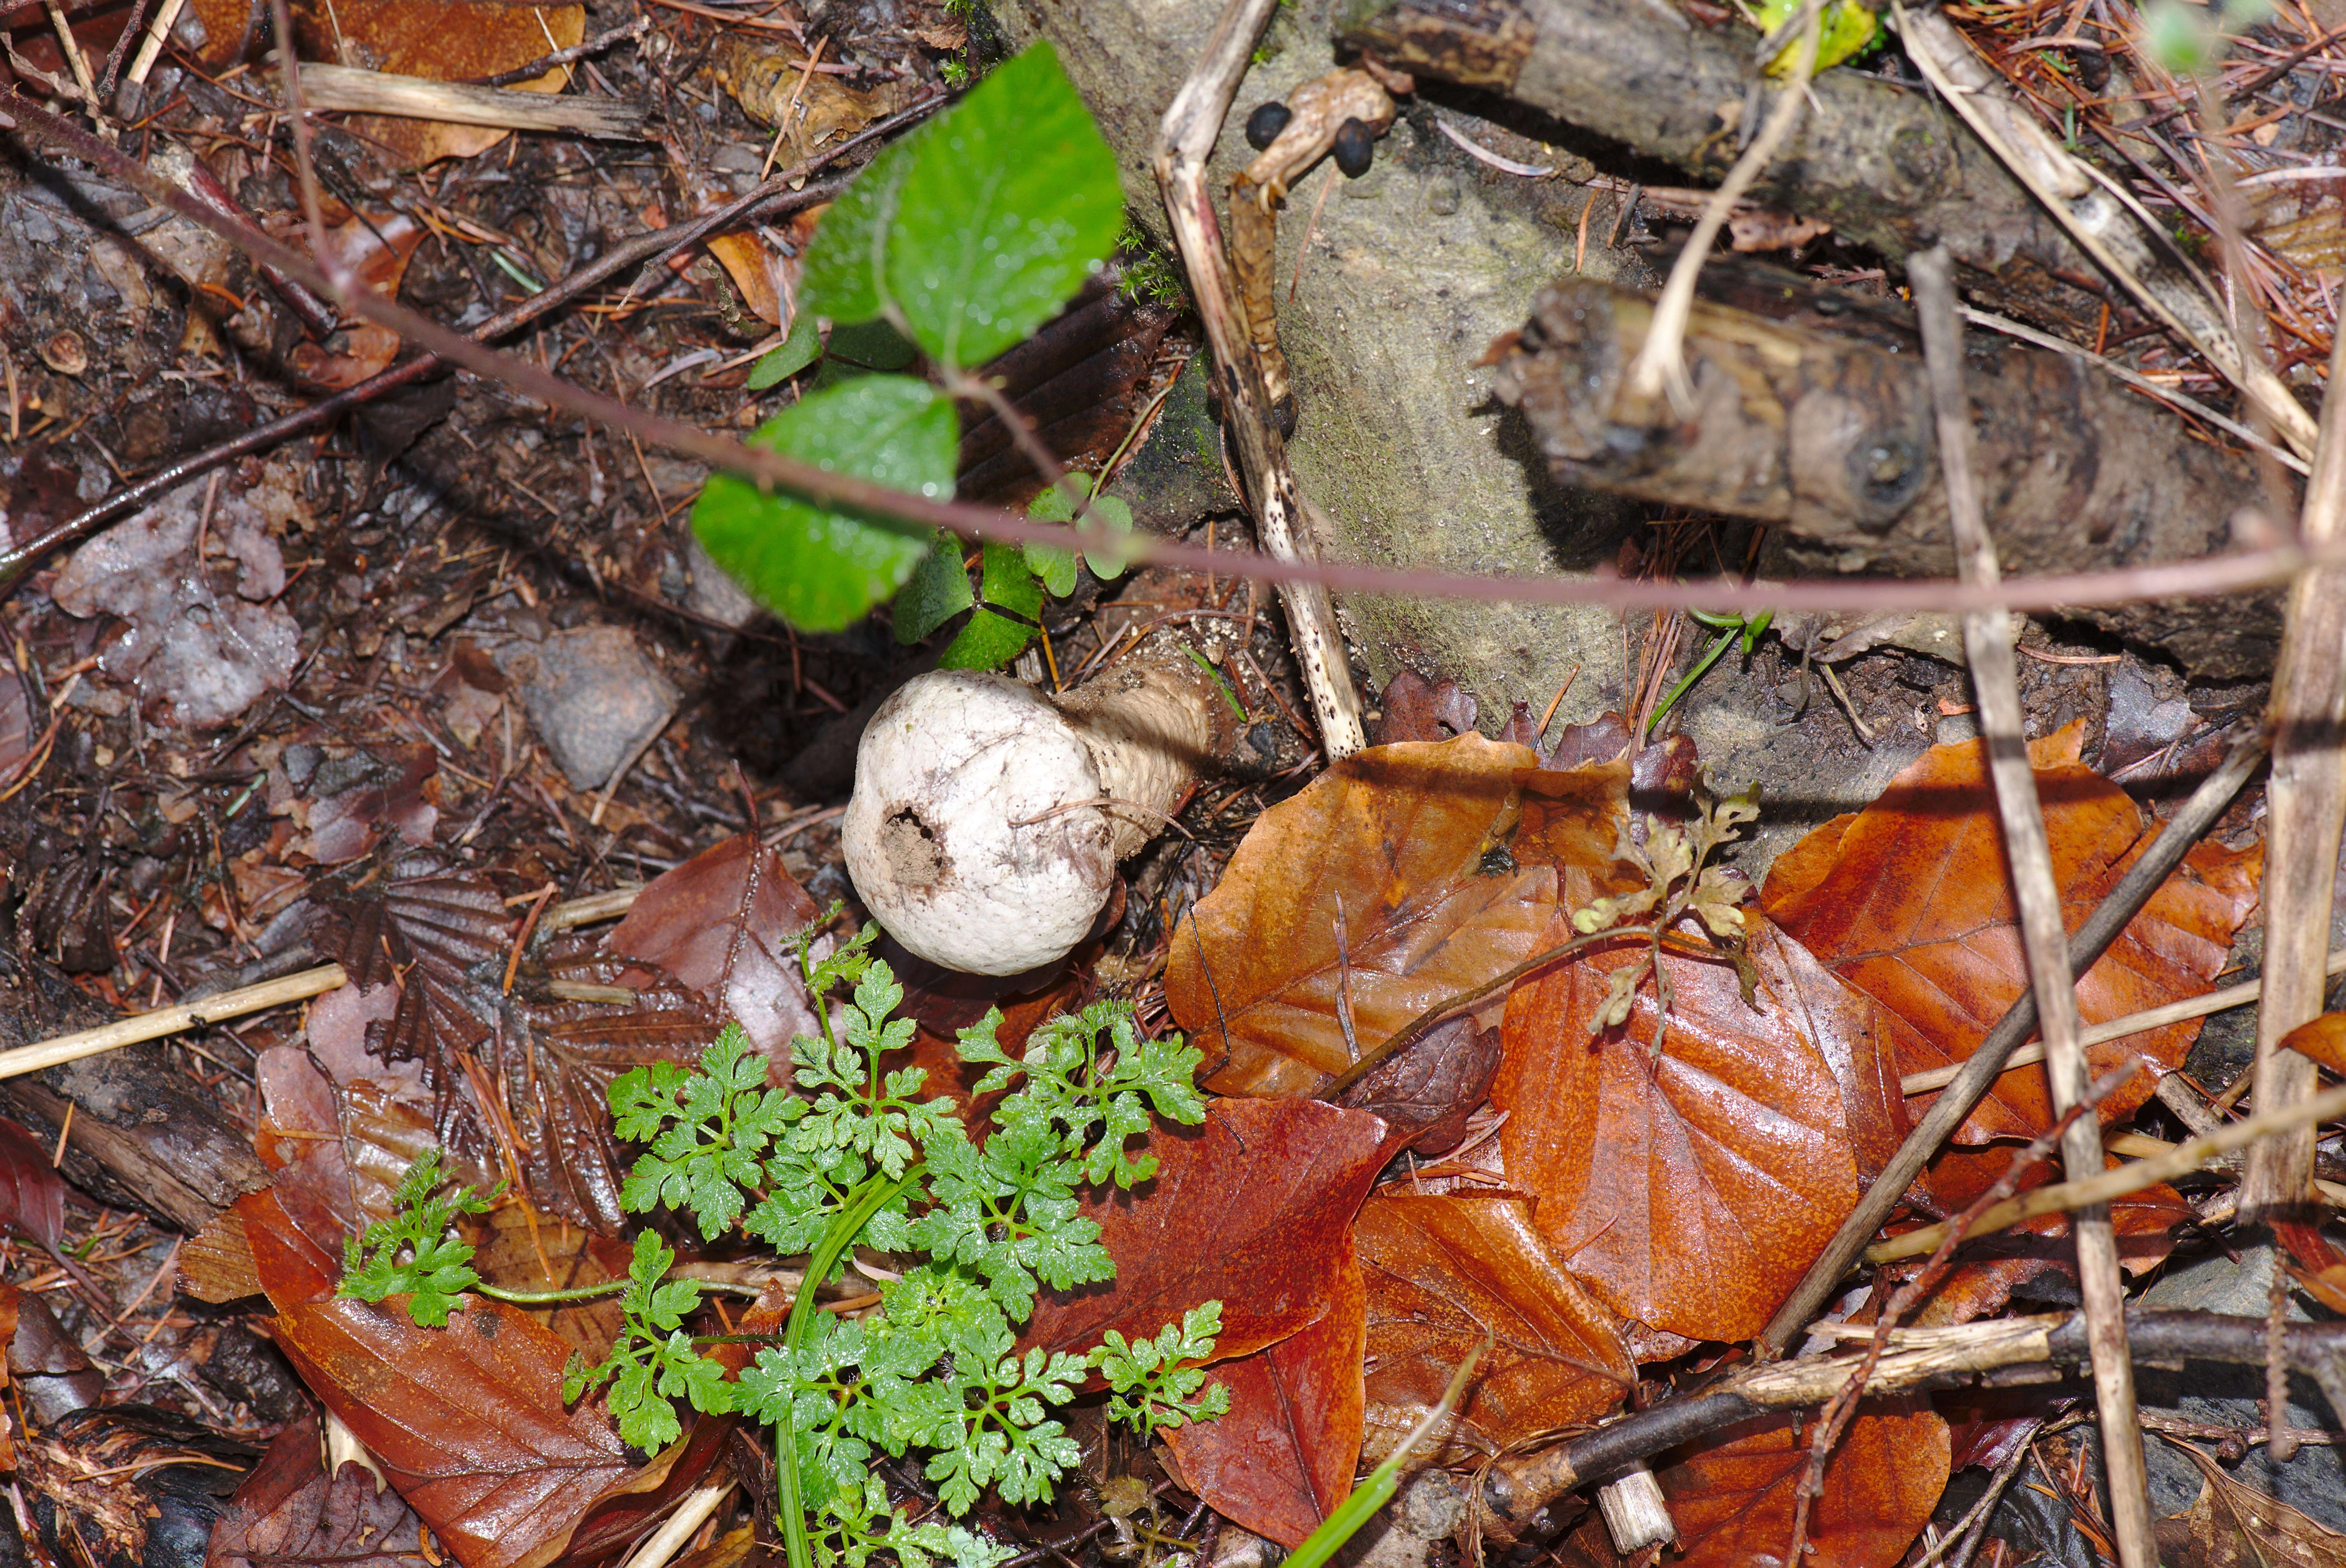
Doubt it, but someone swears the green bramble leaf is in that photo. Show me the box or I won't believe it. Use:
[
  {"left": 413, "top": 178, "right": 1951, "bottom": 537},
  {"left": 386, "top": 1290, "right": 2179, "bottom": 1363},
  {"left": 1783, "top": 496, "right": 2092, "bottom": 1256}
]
[
  {"left": 336, "top": 1148, "right": 499, "bottom": 1328},
  {"left": 748, "top": 313, "right": 825, "bottom": 390},
  {"left": 690, "top": 375, "right": 956, "bottom": 634}
]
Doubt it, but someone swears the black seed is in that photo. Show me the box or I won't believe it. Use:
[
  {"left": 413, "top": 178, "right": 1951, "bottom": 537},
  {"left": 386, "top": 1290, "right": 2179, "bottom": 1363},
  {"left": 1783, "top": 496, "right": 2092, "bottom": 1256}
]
[
  {"left": 1245, "top": 100, "right": 1293, "bottom": 150},
  {"left": 1333, "top": 117, "right": 1375, "bottom": 177}
]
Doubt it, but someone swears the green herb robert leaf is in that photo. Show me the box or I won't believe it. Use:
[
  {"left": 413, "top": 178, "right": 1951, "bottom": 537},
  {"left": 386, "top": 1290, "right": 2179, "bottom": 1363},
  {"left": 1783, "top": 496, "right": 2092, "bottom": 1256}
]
[
  {"left": 692, "top": 374, "right": 957, "bottom": 632},
  {"left": 889, "top": 44, "right": 1121, "bottom": 369}
]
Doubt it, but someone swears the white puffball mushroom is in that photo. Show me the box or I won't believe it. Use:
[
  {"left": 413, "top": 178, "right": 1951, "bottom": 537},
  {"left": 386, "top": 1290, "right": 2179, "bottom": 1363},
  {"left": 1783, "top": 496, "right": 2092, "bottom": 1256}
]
[{"left": 842, "top": 650, "right": 1235, "bottom": 976}]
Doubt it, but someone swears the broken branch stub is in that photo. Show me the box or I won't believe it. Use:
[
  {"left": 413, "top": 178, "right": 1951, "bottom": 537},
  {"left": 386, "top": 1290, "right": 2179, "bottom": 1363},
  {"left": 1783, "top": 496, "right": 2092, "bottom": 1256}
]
[
  {"left": 1489, "top": 277, "right": 2283, "bottom": 679},
  {"left": 842, "top": 650, "right": 1239, "bottom": 975}
]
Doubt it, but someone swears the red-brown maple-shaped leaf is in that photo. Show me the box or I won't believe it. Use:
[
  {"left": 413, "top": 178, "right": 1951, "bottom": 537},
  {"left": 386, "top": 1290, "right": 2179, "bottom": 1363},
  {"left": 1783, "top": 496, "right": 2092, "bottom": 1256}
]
[
  {"left": 1354, "top": 1192, "right": 1634, "bottom": 1464},
  {"left": 1658, "top": 1403, "right": 1950, "bottom": 1568},
  {"left": 1163, "top": 1253, "right": 1366, "bottom": 1549},
  {"left": 207, "top": 1411, "right": 424, "bottom": 1568},
  {"left": 1165, "top": 737, "right": 1608, "bottom": 1096},
  {"left": 1495, "top": 922, "right": 1865, "bottom": 1343},
  {"left": 1761, "top": 725, "right": 2259, "bottom": 1142},
  {"left": 1024, "top": 1097, "right": 1388, "bottom": 1361}
]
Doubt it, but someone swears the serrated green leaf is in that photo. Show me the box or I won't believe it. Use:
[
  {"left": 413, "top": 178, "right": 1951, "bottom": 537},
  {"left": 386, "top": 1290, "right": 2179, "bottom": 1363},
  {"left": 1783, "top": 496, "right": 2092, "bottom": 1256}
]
[
  {"left": 692, "top": 375, "right": 956, "bottom": 633},
  {"left": 748, "top": 312, "right": 825, "bottom": 390},
  {"left": 798, "top": 131, "right": 926, "bottom": 327},
  {"left": 825, "top": 318, "right": 921, "bottom": 371},
  {"left": 884, "top": 44, "right": 1122, "bottom": 369}
]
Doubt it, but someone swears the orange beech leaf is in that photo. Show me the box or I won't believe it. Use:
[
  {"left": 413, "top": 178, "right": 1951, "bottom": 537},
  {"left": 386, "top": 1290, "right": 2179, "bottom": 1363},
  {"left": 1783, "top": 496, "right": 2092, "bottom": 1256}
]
[
  {"left": 1025, "top": 1096, "right": 1389, "bottom": 1362},
  {"left": 1762, "top": 725, "right": 2258, "bottom": 1143},
  {"left": 1166, "top": 737, "right": 1628, "bottom": 1097},
  {"left": 1898, "top": 1178, "right": 2191, "bottom": 1327},
  {"left": 1659, "top": 1402, "right": 1950, "bottom": 1568},
  {"left": 2281, "top": 1013, "right": 2346, "bottom": 1076},
  {"left": 1163, "top": 1253, "right": 1366, "bottom": 1549},
  {"left": 1495, "top": 921, "right": 1877, "bottom": 1342},
  {"left": 1354, "top": 1192, "right": 1633, "bottom": 1465}
]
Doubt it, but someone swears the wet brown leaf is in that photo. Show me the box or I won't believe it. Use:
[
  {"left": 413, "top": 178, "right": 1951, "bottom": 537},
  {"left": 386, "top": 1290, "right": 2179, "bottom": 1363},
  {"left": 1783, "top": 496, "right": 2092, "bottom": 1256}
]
[
  {"left": 2157, "top": 1439, "right": 2346, "bottom": 1568},
  {"left": 1334, "top": 1017, "right": 1502, "bottom": 1156},
  {"left": 1373, "top": 671, "right": 1478, "bottom": 744},
  {"left": 0, "top": 1115, "right": 66, "bottom": 1256},
  {"left": 1354, "top": 1192, "right": 1633, "bottom": 1465},
  {"left": 1024, "top": 1096, "right": 1389, "bottom": 1362},
  {"left": 1494, "top": 922, "right": 1870, "bottom": 1343},
  {"left": 1162, "top": 1253, "right": 1365, "bottom": 1549},
  {"left": 1166, "top": 737, "right": 1625, "bottom": 1097},
  {"left": 1762, "top": 725, "right": 2260, "bottom": 1143},
  {"left": 606, "top": 832, "right": 825, "bottom": 1058},
  {"left": 1659, "top": 1403, "right": 1950, "bottom": 1568},
  {"left": 206, "top": 1411, "right": 425, "bottom": 1568},
  {"left": 292, "top": 0, "right": 587, "bottom": 166}
]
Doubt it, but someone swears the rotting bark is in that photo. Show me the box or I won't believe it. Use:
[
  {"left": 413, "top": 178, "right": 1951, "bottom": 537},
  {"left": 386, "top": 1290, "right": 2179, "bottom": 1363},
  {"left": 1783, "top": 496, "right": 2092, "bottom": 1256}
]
[
  {"left": 1335, "top": 0, "right": 2107, "bottom": 330},
  {"left": 0, "top": 947, "right": 267, "bottom": 1234},
  {"left": 1489, "top": 274, "right": 2286, "bottom": 679},
  {"left": 992, "top": 0, "right": 1644, "bottom": 725}
]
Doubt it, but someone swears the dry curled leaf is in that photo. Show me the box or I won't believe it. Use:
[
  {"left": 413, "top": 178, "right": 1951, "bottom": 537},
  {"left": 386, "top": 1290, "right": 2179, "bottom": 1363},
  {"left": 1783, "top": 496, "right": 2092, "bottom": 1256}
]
[
  {"left": 1495, "top": 922, "right": 1871, "bottom": 1343},
  {"left": 1024, "top": 1096, "right": 1389, "bottom": 1363},
  {"left": 1166, "top": 737, "right": 1628, "bottom": 1097},
  {"left": 207, "top": 1411, "right": 425, "bottom": 1568},
  {"left": 2156, "top": 1438, "right": 2346, "bottom": 1568},
  {"left": 1762, "top": 724, "right": 2259, "bottom": 1143},
  {"left": 1355, "top": 1192, "right": 1632, "bottom": 1465},
  {"left": 1658, "top": 1402, "right": 1950, "bottom": 1568},
  {"left": 1163, "top": 1253, "right": 1366, "bottom": 1549}
]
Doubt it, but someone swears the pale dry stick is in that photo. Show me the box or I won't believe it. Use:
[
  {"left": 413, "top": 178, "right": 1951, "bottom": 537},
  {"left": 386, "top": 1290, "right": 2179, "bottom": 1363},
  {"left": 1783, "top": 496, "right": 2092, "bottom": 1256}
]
[
  {"left": 1897, "top": 943, "right": 2346, "bottom": 1096},
  {"left": 1150, "top": 0, "right": 1367, "bottom": 760},
  {"left": 1475, "top": 1309, "right": 2346, "bottom": 1544},
  {"left": 2243, "top": 316, "right": 2346, "bottom": 1217},
  {"left": 0, "top": 887, "right": 645, "bottom": 1081},
  {"left": 1628, "top": 0, "right": 1821, "bottom": 413},
  {"left": 1911, "top": 244, "right": 2154, "bottom": 1568},
  {"left": 120, "top": 0, "right": 191, "bottom": 100},
  {"left": 1892, "top": 0, "right": 2319, "bottom": 458},
  {"left": 619, "top": 1480, "right": 737, "bottom": 1568},
  {"left": 0, "top": 92, "right": 2328, "bottom": 627},
  {"left": 274, "top": 63, "right": 649, "bottom": 138},
  {"left": 43, "top": 0, "right": 98, "bottom": 105},
  {"left": 1868, "top": 1081, "right": 2346, "bottom": 1263},
  {"left": 1757, "top": 724, "right": 2269, "bottom": 1358}
]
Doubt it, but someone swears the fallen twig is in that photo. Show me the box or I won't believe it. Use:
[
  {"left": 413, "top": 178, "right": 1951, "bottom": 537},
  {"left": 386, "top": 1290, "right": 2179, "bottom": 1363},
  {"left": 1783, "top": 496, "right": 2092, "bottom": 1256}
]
[
  {"left": 1912, "top": 246, "right": 2153, "bottom": 1568},
  {"left": 1759, "top": 725, "right": 2267, "bottom": 1354},
  {"left": 1898, "top": 943, "right": 2346, "bottom": 1096},
  {"left": 2243, "top": 318, "right": 2346, "bottom": 1218},
  {"left": 0, "top": 887, "right": 643, "bottom": 1082},
  {"left": 272, "top": 62, "right": 650, "bottom": 138},
  {"left": 1866, "top": 1081, "right": 2346, "bottom": 1263}
]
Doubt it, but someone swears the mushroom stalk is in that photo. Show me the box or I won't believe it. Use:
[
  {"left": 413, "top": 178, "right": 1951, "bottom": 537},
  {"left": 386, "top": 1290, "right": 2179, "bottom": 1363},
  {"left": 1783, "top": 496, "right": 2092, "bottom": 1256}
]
[{"left": 842, "top": 644, "right": 1241, "bottom": 976}]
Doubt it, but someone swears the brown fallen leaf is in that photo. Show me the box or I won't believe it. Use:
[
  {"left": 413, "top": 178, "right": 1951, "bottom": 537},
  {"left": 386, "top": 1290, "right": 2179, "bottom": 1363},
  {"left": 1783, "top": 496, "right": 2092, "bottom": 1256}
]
[
  {"left": 1024, "top": 1096, "right": 1389, "bottom": 1362},
  {"left": 292, "top": 0, "right": 588, "bottom": 166},
  {"left": 1763, "top": 724, "right": 2259, "bottom": 1143},
  {"left": 1334, "top": 1017, "right": 1503, "bottom": 1156},
  {"left": 1495, "top": 920, "right": 1877, "bottom": 1343},
  {"left": 286, "top": 210, "right": 425, "bottom": 388},
  {"left": 1166, "top": 737, "right": 1624, "bottom": 1097},
  {"left": 2156, "top": 1438, "right": 2346, "bottom": 1568},
  {"left": 1659, "top": 1402, "right": 1950, "bottom": 1568},
  {"left": 1354, "top": 1191, "right": 1634, "bottom": 1465},
  {"left": 1163, "top": 1252, "right": 1366, "bottom": 1549},
  {"left": 206, "top": 1411, "right": 425, "bottom": 1568},
  {"left": 606, "top": 832, "right": 826, "bottom": 1059},
  {"left": 0, "top": 1115, "right": 67, "bottom": 1260},
  {"left": 2281, "top": 1012, "right": 2346, "bottom": 1076}
]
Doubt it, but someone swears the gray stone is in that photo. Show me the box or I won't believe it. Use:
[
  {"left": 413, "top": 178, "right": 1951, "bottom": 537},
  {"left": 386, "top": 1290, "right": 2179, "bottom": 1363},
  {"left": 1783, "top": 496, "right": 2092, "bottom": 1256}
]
[
  {"left": 508, "top": 625, "right": 681, "bottom": 790},
  {"left": 684, "top": 530, "right": 763, "bottom": 632},
  {"left": 2136, "top": 1246, "right": 2346, "bottom": 1532}
]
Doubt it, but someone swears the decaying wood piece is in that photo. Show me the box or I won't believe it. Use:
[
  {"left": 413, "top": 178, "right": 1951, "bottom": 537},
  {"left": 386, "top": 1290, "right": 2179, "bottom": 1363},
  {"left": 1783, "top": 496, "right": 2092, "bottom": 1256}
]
[
  {"left": 271, "top": 63, "right": 649, "bottom": 139},
  {"left": 0, "top": 948, "right": 266, "bottom": 1235},
  {"left": 1488, "top": 276, "right": 2285, "bottom": 679},
  {"left": 1336, "top": 0, "right": 2099, "bottom": 326}
]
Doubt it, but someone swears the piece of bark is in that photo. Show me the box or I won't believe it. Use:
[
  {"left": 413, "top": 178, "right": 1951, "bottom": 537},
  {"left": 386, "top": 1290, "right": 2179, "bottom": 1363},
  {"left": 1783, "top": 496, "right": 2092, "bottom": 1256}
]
[
  {"left": 1337, "top": 0, "right": 2104, "bottom": 330},
  {"left": 1489, "top": 276, "right": 2283, "bottom": 680},
  {"left": 0, "top": 948, "right": 268, "bottom": 1235}
]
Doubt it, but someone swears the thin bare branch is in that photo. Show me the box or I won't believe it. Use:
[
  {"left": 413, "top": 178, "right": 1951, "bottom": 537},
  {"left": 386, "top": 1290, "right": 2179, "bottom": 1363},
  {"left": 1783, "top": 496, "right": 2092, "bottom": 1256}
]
[{"left": 1912, "top": 245, "right": 2153, "bottom": 1568}]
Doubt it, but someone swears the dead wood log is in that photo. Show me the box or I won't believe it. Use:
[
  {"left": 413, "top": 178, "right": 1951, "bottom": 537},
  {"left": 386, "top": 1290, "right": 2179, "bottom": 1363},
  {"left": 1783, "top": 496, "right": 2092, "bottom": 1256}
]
[
  {"left": 1336, "top": 0, "right": 2106, "bottom": 328},
  {"left": 1488, "top": 274, "right": 2285, "bottom": 679},
  {"left": 0, "top": 947, "right": 266, "bottom": 1235}
]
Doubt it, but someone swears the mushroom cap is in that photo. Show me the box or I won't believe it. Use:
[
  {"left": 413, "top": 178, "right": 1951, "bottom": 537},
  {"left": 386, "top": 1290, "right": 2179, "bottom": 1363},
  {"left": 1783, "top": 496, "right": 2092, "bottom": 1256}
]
[{"left": 842, "top": 670, "right": 1115, "bottom": 976}]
